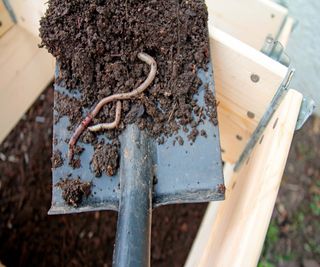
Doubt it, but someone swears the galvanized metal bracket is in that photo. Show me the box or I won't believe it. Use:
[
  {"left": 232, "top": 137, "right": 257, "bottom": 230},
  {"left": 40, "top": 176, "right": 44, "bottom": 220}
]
[
  {"left": 234, "top": 66, "right": 315, "bottom": 172},
  {"left": 296, "top": 97, "right": 315, "bottom": 130},
  {"left": 234, "top": 69, "right": 295, "bottom": 172},
  {"left": 261, "top": 32, "right": 315, "bottom": 130},
  {"left": 261, "top": 37, "right": 290, "bottom": 67},
  {"left": 2, "top": 0, "right": 17, "bottom": 22},
  {"left": 260, "top": 17, "right": 313, "bottom": 131},
  {"left": 273, "top": 0, "right": 288, "bottom": 8}
]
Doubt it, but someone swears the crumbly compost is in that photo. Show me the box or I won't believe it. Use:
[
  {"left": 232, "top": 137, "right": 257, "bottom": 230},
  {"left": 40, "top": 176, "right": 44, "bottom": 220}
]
[
  {"left": 40, "top": 0, "right": 218, "bottom": 173},
  {"left": 204, "top": 87, "right": 218, "bottom": 126},
  {"left": 52, "top": 150, "right": 63, "bottom": 168},
  {"left": 68, "top": 145, "right": 84, "bottom": 169},
  {"left": 54, "top": 91, "right": 82, "bottom": 126},
  {"left": 91, "top": 140, "right": 120, "bottom": 177},
  {"left": 56, "top": 177, "right": 92, "bottom": 207}
]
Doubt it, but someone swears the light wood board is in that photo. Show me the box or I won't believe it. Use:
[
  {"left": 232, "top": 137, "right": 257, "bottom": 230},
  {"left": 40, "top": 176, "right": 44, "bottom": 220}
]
[
  {"left": 185, "top": 89, "right": 303, "bottom": 267},
  {"left": 0, "top": 25, "right": 55, "bottom": 143},
  {"left": 277, "top": 16, "right": 295, "bottom": 48},
  {"left": 8, "top": 0, "right": 48, "bottom": 38},
  {"left": 206, "top": 0, "right": 288, "bottom": 50},
  {"left": 210, "top": 27, "right": 288, "bottom": 163}
]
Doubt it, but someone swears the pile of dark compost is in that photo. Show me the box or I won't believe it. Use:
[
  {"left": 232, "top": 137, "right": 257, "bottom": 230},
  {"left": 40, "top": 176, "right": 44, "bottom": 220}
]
[{"left": 40, "top": 0, "right": 217, "bottom": 176}]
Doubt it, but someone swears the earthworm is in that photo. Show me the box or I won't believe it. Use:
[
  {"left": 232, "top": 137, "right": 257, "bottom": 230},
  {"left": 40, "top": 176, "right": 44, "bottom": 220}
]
[
  {"left": 88, "top": 101, "right": 122, "bottom": 132},
  {"left": 68, "top": 52, "right": 157, "bottom": 161}
]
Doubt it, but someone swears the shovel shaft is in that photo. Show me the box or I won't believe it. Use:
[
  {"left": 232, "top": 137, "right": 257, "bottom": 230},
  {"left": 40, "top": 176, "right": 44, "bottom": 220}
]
[{"left": 113, "top": 125, "right": 153, "bottom": 267}]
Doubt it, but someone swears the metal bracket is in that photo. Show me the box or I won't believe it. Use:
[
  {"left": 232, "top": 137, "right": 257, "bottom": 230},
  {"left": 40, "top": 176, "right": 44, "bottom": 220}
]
[
  {"left": 261, "top": 37, "right": 290, "bottom": 67},
  {"left": 234, "top": 69, "right": 295, "bottom": 172},
  {"left": 273, "top": 0, "right": 288, "bottom": 8},
  {"left": 296, "top": 97, "right": 315, "bottom": 130},
  {"left": 234, "top": 67, "right": 315, "bottom": 172},
  {"left": 260, "top": 15, "right": 312, "bottom": 131},
  {"left": 2, "top": 0, "right": 17, "bottom": 22}
]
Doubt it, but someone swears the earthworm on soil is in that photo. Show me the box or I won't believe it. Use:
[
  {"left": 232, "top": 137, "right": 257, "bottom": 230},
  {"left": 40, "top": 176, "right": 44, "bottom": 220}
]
[
  {"left": 88, "top": 101, "right": 122, "bottom": 132},
  {"left": 68, "top": 52, "right": 157, "bottom": 161}
]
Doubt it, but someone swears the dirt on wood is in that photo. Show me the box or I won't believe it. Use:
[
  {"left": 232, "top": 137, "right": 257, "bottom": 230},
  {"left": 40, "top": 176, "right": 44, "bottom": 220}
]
[{"left": 39, "top": 0, "right": 217, "bottom": 174}]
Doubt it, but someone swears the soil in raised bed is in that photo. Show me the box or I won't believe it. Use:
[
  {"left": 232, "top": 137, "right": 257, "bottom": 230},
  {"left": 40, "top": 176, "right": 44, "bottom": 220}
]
[{"left": 39, "top": 0, "right": 217, "bottom": 175}]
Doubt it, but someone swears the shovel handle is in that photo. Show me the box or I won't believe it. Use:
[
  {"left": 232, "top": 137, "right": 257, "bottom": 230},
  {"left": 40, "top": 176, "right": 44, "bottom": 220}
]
[{"left": 113, "top": 126, "right": 153, "bottom": 267}]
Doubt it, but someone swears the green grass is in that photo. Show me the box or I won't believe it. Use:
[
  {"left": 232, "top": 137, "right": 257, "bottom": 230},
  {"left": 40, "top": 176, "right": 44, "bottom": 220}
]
[
  {"left": 265, "top": 221, "right": 280, "bottom": 245},
  {"left": 310, "top": 193, "right": 320, "bottom": 216},
  {"left": 259, "top": 221, "right": 280, "bottom": 265},
  {"left": 259, "top": 220, "right": 296, "bottom": 265},
  {"left": 260, "top": 190, "right": 320, "bottom": 266},
  {"left": 258, "top": 260, "right": 275, "bottom": 267}
]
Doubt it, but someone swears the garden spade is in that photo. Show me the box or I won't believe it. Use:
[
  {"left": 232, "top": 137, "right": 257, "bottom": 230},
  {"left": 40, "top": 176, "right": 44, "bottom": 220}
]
[{"left": 50, "top": 49, "right": 224, "bottom": 267}]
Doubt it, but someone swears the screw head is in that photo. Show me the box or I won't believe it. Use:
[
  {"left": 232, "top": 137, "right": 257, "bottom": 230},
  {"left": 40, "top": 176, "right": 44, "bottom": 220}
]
[
  {"left": 251, "top": 74, "right": 260, "bottom": 83},
  {"left": 247, "top": 111, "right": 255, "bottom": 119}
]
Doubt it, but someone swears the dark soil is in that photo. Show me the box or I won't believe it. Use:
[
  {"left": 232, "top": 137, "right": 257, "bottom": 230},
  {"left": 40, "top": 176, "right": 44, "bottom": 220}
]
[
  {"left": 56, "top": 178, "right": 92, "bottom": 207},
  {"left": 0, "top": 86, "right": 207, "bottom": 267},
  {"left": 39, "top": 0, "right": 217, "bottom": 173}
]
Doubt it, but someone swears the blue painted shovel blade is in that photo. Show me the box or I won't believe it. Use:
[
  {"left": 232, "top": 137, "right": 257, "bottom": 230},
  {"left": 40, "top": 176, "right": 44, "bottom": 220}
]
[{"left": 49, "top": 61, "right": 224, "bottom": 215}]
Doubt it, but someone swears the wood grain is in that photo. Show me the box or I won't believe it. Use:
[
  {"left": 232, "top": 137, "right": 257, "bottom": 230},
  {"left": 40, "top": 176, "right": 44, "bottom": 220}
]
[
  {"left": 0, "top": 25, "right": 55, "bottom": 143},
  {"left": 210, "top": 27, "right": 288, "bottom": 163},
  {"left": 185, "top": 89, "right": 303, "bottom": 267},
  {"left": 206, "top": 0, "right": 288, "bottom": 50},
  {"left": 9, "top": 0, "right": 48, "bottom": 38}
]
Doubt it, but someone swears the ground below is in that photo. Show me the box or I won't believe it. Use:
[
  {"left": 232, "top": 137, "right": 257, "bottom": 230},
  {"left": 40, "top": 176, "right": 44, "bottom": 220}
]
[{"left": 0, "top": 86, "right": 319, "bottom": 267}]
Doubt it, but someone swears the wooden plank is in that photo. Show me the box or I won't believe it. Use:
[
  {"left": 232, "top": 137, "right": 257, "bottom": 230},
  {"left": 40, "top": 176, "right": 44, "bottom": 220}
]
[
  {"left": 210, "top": 27, "right": 288, "bottom": 163},
  {"left": 206, "top": 0, "right": 288, "bottom": 50},
  {"left": 0, "top": 0, "right": 14, "bottom": 37},
  {"left": 277, "top": 16, "right": 295, "bottom": 48},
  {"left": 0, "top": 25, "right": 55, "bottom": 143},
  {"left": 8, "top": 0, "right": 48, "bottom": 38},
  {"left": 185, "top": 89, "right": 303, "bottom": 267}
]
